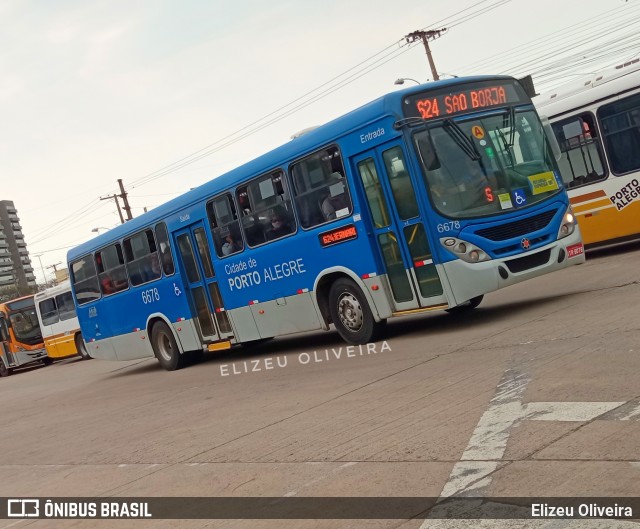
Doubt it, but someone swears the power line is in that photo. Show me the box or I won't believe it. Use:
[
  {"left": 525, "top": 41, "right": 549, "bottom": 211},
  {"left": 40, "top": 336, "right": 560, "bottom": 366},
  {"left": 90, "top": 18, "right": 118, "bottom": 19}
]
[{"left": 129, "top": 0, "right": 515, "bottom": 190}]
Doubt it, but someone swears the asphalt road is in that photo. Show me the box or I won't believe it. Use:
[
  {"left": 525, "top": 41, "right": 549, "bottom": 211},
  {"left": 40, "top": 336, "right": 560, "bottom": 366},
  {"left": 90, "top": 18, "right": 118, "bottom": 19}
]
[{"left": 1, "top": 242, "right": 639, "bottom": 528}]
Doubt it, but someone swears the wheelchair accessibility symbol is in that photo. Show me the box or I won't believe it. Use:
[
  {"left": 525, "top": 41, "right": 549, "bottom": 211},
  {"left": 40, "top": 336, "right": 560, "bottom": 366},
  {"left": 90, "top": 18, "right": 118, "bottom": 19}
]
[
  {"left": 512, "top": 188, "right": 527, "bottom": 207},
  {"left": 173, "top": 283, "right": 182, "bottom": 296}
]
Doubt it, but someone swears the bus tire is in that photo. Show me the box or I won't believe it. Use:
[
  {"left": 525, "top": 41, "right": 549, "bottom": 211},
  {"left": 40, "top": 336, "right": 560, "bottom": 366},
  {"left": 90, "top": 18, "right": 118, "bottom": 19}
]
[
  {"left": 42, "top": 357, "right": 53, "bottom": 366},
  {"left": 329, "top": 278, "right": 386, "bottom": 344},
  {"left": 75, "top": 334, "right": 92, "bottom": 360},
  {"left": 151, "top": 321, "right": 184, "bottom": 371},
  {"left": 0, "top": 360, "right": 11, "bottom": 377},
  {"left": 445, "top": 295, "right": 484, "bottom": 314}
]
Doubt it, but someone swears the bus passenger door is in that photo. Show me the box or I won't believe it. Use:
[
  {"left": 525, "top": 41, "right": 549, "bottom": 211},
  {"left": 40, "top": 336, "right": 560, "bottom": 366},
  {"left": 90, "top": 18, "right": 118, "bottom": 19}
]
[
  {"left": 174, "top": 222, "right": 234, "bottom": 343},
  {"left": 354, "top": 142, "right": 447, "bottom": 312}
]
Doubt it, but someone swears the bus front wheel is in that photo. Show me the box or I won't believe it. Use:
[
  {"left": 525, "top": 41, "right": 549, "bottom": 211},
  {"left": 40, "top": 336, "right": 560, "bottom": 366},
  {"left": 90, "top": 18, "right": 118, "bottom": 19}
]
[
  {"left": 75, "top": 334, "right": 92, "bottom": 360},
  {"left": 329, "top": 278, "right": 386, "bottom": 344},
  {"left": 151, "top": 321, "right": 185, "bottom": 371},
  {"left": 445, "top": 295, "right": 484, "bottom": 314}
]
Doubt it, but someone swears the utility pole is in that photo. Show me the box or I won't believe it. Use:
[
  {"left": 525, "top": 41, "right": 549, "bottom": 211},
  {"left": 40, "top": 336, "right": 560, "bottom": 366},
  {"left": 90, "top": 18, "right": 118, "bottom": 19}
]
[
  {"left": 46, "top": 262, "right": 62, "bottom": 285},
  {"left": 118, "top": 179, "right": 133, "bottom": 221},
  {"left": 99, "top": 193, "right": 125, "bottom": 224},
  {"left": 405, "top": 29, "right": 447, "bottom": 81}
]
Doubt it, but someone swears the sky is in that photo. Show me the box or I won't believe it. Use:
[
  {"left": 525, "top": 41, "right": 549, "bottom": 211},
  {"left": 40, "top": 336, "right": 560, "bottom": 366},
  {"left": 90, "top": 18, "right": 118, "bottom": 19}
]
[{"left": 1, "top": 0, "right": 638, "bottom": 284}]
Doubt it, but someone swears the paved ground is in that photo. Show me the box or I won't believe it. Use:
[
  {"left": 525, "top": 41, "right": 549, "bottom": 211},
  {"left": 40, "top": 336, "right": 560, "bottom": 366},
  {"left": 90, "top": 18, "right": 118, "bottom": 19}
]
[{"left": 1, "top": 242, "right": 639, "bottom": 528}]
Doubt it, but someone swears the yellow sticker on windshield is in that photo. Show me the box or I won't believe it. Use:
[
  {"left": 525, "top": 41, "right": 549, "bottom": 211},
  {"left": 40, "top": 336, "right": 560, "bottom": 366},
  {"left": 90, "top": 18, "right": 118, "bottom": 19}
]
[
  {"left": 528, "top": 172, "right": 559, "bottom": 195},
  {"left": 472, "top": 125, "right": 485, "bottom": 139}
]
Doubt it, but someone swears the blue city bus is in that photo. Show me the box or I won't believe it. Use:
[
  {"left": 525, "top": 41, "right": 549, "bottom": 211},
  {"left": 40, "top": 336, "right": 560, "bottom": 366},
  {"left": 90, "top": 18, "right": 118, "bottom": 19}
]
[{"left": 67, "top": 75, "right": 585, "bottom": 370}]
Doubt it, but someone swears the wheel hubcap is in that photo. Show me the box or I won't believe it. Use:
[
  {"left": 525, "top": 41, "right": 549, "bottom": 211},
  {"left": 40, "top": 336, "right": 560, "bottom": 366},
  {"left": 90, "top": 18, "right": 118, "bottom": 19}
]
[
  {"left": 157, "top": 332, "right": 173, "bottom": 362},
  {"left": 337, "top": 292, "right": 363, "bottom": 332}
]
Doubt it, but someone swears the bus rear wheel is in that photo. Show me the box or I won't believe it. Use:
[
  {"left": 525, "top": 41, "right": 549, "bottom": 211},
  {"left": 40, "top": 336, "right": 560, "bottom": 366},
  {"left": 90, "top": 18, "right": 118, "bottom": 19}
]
[
  {"left": 75, "top": 334, "right": 92, "bottom": 360},
  {"left": 151, "top": 321, "right": 185, "bottom": 371},
  {"left": 329, "top": 278, "right": 386, "bottom": 344}
]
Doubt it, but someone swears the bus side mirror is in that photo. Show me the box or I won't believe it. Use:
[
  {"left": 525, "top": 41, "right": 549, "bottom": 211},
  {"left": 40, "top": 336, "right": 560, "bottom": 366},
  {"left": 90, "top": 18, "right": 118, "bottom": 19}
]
[{"left": 416, "top": 133, "right": 441, "bottom": 171}]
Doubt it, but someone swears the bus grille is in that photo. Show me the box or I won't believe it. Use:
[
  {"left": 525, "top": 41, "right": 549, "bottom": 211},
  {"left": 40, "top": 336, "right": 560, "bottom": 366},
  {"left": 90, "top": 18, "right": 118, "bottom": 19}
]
[
  {"left": 475, "top": 210, "right": 556, "bottom": 241},
  {"left": 504, "top": 249, "right": 552, "bottom": 273}
]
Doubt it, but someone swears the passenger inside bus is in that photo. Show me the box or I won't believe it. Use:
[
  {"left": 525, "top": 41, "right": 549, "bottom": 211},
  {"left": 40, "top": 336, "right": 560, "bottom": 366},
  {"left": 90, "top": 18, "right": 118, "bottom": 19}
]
[
  {"left": 320, "top": 172, "right": 350, "bottom": 220},
  {"left": 266, "top": 209, "right": 292, "bottom": 240},
  {"left": 220, "top": 229, "right": 240, "bottom": 255}
]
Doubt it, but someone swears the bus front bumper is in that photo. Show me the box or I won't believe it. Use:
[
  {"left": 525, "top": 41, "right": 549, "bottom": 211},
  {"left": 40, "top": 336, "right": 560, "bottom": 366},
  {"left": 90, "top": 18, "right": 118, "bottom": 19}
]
[{"left": 443, "top": 231, "right": 586, "bottom": 307}]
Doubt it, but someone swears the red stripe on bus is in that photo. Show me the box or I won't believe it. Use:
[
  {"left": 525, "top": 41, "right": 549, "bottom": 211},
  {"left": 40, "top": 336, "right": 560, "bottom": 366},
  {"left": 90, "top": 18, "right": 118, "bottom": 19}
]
[{"left": 570, "top": 190, "right": 607, "bottom": 205}]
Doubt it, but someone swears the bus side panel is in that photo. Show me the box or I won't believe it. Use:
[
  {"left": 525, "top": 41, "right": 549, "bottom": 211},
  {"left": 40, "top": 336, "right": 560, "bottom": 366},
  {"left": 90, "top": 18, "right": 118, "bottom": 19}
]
[
  {"left": 249, "top": 293, "right": 322, "bottom": 338},
  {"left": 44, "top": 333, "right": 78, "bottom": 359},
  {"left": 86, "top": 338, "right": 117, "bottom": 361},
  {"left": 227, "top": 307, "right": 262, "bottom": 343},
  {"left": 172, "top": 319, "right": 204, "bottom": 352},
  {"left": 110, "top": 330, "right": 155, "bottom": 361},
  {"left": 569, "top": 179, "right": 640, "bottom": 246}
]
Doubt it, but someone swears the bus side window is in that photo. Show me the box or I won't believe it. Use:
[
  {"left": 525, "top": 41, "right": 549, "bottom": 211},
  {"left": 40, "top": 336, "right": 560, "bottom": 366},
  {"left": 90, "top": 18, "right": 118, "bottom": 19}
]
[
  {"left": 0, "top": 316, "right": 8, "bottom": 342},
  {"left": 552, "top": 113, "right": 606, "bottom": 188},
  {"left": 56, "top": 292, "right": 77, "bottom": 321},
  {"left": 599, "top": 92, "right": 640, "bottom": 174},
  {"left": 237, "top": 170, "right": 296, "bottom": 246},
  {"left": 291, "top": 145, "right": 352, "bottom": 229},
  {"left": 124, "top": 229, "right": 162, "bottom": 286},
  {"left": 96, "top": 243, "right": 129, "bottom": 295},
  {"left": 207, "top": 193, "right": 244, "bottom": 258},
  {"left": 155, "top": 222, "right": 175, "bottom": 276},
  {"left": 39, "top": 297, "right": 59, "bottom": 326}
]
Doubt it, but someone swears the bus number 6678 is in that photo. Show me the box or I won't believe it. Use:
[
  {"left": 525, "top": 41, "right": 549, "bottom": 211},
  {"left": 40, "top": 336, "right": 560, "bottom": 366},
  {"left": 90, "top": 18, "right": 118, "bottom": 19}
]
[{"left": 142, "top": 288, "right": 160, "bottom": 304}]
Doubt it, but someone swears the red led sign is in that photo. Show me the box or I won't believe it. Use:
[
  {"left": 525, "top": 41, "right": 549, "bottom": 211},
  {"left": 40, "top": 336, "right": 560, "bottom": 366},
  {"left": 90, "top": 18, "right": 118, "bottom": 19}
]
[
  {"left": 319, "top": 224, "right": 358, "bottom": 247},
  {"left": 403, "top": 80, "right": 527, "bottom": 121}
]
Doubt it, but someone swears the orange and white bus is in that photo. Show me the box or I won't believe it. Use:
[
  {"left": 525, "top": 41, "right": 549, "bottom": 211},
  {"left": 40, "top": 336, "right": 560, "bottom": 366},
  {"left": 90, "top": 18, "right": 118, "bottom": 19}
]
[
  {"left": 0, "top": 295, "right": 49, "bottom": 376},
  {"left": 34, "top": 280, "right": 91, "bottom": 361},
  {"left": 536, "top": 60, "right": 640, "bottom": 249}
]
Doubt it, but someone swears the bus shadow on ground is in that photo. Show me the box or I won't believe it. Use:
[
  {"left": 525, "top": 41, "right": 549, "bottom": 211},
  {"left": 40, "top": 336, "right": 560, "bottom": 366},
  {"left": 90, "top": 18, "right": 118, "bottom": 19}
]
[{"left": 195, "top": 289, "right": 583, "bottom": 367}]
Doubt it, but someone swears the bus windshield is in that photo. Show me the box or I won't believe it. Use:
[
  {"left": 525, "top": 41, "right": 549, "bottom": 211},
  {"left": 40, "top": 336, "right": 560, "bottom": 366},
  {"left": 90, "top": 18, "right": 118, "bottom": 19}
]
[
  {"left": 415, "top": 109, "right": 561, "bottom": 219},
  {"left": 7, "top": 302, "right": 43, "bottom": 346}
]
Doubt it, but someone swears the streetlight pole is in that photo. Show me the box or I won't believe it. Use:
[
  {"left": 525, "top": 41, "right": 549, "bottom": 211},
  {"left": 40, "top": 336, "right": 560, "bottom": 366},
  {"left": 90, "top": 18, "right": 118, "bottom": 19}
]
[
  {"left": 394, "top": 78, "right": 421, "bottom": 86},
  {"left": 34, "top": 254, "right": 47, "bottom": 288}
]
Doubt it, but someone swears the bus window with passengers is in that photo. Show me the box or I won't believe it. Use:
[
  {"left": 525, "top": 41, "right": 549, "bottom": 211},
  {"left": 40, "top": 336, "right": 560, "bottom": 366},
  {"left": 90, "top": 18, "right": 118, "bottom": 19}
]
[
  {"left": 68, "top": 75, "right": 584, "bottom": 371},
  {"left": 535, "top": 60, "right": 640, "bottom": 248}
]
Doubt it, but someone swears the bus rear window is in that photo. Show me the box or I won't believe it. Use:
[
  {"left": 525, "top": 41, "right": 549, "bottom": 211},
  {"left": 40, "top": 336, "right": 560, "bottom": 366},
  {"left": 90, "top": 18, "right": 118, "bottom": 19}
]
[{"left": 71, "top": 256, "right": 101, "bottom": 305}]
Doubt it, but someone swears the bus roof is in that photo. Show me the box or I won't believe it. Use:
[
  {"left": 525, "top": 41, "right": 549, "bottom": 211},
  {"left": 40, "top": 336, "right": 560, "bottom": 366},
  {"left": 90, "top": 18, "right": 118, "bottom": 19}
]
[
  {"left": 534, "top": 59, "right": 640, "bottom": 118},
  {"left": 68, "top": 74, "right": 513, "bottom": 261},
  {"left": 34, "top": 279, "right": 71, "bottom": 302},
  {"left": 0, "top": 295, "right": 35, "bottom": 312}
]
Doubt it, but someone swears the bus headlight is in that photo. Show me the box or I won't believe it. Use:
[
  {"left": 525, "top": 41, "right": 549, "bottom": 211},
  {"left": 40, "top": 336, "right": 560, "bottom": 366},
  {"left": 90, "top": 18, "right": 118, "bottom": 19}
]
[
  {"left": 440, "top": 237, "right": 490, "bottom": 263},
  {"left": 557, "top": 207, "right": 577, "bottom": 239}
]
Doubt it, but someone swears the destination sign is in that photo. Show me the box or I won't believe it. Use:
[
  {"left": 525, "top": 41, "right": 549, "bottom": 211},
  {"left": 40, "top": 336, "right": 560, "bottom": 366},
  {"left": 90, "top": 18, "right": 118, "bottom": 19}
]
[
  {"left": 403, "top": 80, "right": 528, "bottom": 120},
  {"left": 319, "top": 224, "right": 358, "bottom": 247}
]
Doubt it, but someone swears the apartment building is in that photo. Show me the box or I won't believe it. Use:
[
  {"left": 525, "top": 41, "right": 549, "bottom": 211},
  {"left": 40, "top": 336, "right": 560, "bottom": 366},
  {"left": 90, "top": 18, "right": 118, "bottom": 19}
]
[{"left": 0, "top": 200, "right": 37, "bottom": 295}]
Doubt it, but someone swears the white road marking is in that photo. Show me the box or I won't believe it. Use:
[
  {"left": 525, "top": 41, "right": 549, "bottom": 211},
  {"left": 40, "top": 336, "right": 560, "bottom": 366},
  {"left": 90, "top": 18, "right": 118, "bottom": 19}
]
[
  {"left": 418, "top": 366, "right": 636, "bottom": 527},
  {"left": 523, "top": 402, "right": 625, "bottom": 422}
]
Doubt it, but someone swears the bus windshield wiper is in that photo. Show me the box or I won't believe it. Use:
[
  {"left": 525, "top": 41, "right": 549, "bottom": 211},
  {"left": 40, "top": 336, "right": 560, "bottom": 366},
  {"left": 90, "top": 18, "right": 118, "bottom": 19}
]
[
  {"left": 394, "top": 117, "right": 427, "bottom": 130},
  {"left": 443, "top": 119, "right": 480, "bottom": 161},
  {"left": 497, "top": 108, "right": 517, "bottom": 166}
]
